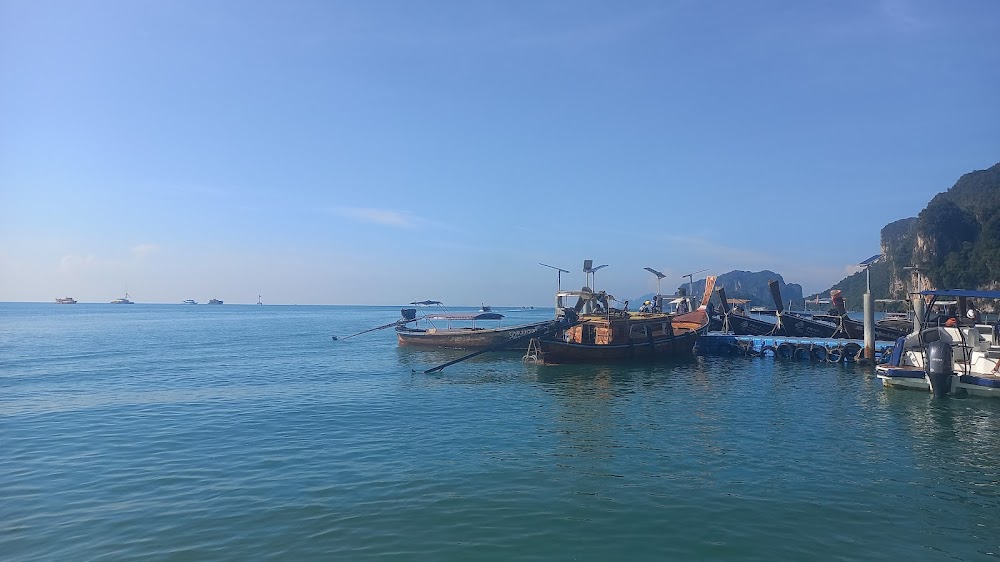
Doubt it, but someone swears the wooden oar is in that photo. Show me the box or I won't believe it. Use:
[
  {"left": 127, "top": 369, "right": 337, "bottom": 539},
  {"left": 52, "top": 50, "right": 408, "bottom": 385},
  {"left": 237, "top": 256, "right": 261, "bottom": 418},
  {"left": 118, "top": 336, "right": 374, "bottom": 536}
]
[{"left": 334, "top": 318, "right": 416, "bottom": 341}]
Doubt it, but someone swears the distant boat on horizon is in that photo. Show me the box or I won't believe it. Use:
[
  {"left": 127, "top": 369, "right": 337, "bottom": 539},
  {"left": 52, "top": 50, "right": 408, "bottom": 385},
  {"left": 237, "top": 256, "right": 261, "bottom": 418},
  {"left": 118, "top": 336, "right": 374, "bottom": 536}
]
[
  {"left": 182, "top": 299, "right": 197, "bottom": 305},
  {"left": 207, "top": 298, "right": 223, "bottom": 305},
  {"left": 55, "top": 297, "right": 77, "bottom": 304},
  {"left": 111, "top": 293, "right": 134, "bottom": 305}
]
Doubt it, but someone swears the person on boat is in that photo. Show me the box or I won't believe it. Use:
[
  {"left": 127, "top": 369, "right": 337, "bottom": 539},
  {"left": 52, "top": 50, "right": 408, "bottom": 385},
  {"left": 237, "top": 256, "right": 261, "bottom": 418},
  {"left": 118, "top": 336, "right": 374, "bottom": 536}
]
[
  {"left": 676, "top": 299, "right": 689, "bottom": 314},
  {"left": 967, "top": 304, "right": 982, "bottom": 323},
  {"left": 639, "top": 300, "right": 652, "bottom": 313}
]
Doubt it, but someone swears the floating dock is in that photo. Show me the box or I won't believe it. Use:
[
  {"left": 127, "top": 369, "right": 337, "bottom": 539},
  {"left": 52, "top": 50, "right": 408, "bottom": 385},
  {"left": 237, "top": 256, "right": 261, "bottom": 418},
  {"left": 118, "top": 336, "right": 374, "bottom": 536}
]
[{"left": 696, "top": 333, "right": 896, "bottom": 363}]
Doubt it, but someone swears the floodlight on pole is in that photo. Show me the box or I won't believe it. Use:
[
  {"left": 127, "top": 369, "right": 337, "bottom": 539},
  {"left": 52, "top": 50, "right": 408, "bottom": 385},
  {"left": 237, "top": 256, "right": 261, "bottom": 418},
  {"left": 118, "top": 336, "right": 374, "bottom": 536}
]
[
  {"left": 681, "top": 268, "right": 709, "bottom": 297},
  {"left": 583, "top": 260, "right": 608, "bottom": 292},
  {"left": 539, "top": 262, "right": 570, "bottom": 292},
  {"left": 643, "top": 267, "right": 666, "bottom": 296}
]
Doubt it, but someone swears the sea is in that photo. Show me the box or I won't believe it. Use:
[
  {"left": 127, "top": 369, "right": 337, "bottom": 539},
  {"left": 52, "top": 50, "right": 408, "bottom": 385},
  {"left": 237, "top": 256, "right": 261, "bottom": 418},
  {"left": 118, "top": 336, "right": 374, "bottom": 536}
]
[{"left": 2, "top": 302, "right": 999, "bottom": 560}]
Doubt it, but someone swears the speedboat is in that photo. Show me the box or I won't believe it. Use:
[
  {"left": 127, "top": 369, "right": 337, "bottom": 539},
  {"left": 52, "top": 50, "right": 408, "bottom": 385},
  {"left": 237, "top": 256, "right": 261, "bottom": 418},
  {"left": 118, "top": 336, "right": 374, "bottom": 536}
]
[
  {"left": 182, "top": 299, "right": 197, "bottom": 305},
  {"left": 55, "top": 297, "right": 77, "bottom": 304},
  {"left": 110, "top": 293, "right": 134, "bottom": 304},
  {"left": 877, "top": 289, "right": 1000, "bottom": 398}
]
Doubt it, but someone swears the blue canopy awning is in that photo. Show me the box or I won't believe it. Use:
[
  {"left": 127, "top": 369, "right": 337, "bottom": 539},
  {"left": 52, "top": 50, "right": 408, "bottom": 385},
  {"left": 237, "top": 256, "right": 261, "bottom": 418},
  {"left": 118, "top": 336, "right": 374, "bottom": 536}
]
[{"left": 425, "top": 312, "right": 504, "bottom": 321}]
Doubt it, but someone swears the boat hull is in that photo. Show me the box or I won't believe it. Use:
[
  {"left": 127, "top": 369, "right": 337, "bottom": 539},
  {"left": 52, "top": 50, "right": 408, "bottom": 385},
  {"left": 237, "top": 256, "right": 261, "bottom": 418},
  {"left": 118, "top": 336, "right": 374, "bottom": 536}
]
[
  {"left": 396, "top": 321, "right": 553, "bottom": 350},
  {"left": 778, "top": 312, "right": 837, "bottom": 338},
  {"left": 722, "top": 314, "right": 780, "bottom": 336},
  {"left": 535, "top": 329, "right": 699, "bottom": 364},
  {"left": 813, "top": 314, "right": 907, "bottom": 341},
  {"left": 534, "top": 308, "right": 708, "bottom": 364}
]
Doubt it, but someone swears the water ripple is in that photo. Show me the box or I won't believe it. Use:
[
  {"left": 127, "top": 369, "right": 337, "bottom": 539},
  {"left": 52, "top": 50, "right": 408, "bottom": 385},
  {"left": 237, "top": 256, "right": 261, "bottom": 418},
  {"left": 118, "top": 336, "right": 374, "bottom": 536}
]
[{"left": 2, "top": 305, "right": 1000, "bottom": 560}]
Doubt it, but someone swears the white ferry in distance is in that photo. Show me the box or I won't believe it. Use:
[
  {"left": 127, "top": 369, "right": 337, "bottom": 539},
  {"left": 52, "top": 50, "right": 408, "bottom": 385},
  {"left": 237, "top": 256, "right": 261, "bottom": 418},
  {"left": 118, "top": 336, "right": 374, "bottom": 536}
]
[
  {"left": 55, "top": 297, "right": 77, "bottom": 304},
  {"left": 111, "top": 293, "right": 134, "bottom": 304},
  {"left": 207, "top": 298, "right": 223, "bottom": 305},
  {"left": 182, "top": 299, "right": 197, "bottom": 305}
]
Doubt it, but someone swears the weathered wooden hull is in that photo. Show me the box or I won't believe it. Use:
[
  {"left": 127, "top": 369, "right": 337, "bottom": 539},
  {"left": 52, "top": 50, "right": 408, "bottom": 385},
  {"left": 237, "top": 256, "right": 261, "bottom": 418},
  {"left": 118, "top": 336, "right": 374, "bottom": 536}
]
[
  {"left": 535, "top": 308, "right": 708, "bottom": 364},
  {"left": 813, "top": 314, "right": 907, "bottom": 342},
  {"left": 536, "top": 329, "right": 700, "bottom": 364},
  {"left": 777, "top": 312, "right": 837, "bottom": 338},
  {"left": 722, "top": 314, "right": 781, "bottom": 336},
  {"left": 396, "top": 321, "right": 552, "bottom": 350}
]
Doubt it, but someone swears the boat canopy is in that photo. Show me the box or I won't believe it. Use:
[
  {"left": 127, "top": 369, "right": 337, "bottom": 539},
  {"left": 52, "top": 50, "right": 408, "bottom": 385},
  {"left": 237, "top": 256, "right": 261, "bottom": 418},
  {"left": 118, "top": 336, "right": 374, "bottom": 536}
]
[
  {"left": 919, "top": 289, "right": 1000, "bottom": 299},
  {"left": 424, "top": 312, "right": 504, "bottom": 321}
]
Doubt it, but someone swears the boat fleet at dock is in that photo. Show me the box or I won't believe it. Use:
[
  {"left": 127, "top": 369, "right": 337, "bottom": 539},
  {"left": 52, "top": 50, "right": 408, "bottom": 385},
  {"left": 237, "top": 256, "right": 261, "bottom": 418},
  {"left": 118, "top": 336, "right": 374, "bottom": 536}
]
[
  {"left": 340, "top": 260, "right": 1000, "bottom": 400},
  {"left": 339, "top": 265, "right": 719, "bottom": 365}
]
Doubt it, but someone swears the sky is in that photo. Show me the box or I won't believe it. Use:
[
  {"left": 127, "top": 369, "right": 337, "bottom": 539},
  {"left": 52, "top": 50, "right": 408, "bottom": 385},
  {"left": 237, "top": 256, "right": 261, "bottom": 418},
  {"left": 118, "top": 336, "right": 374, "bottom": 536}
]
[{"left": 1, "top": 0, "right": 998, "bottom": 306}]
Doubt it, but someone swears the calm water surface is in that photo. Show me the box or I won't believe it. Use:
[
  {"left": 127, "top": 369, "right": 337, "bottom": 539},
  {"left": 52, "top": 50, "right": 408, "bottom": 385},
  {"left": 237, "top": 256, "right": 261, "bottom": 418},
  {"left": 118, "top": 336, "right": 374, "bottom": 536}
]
[{"left": 2, "top": 303, "right": 999, "bottom": 560}]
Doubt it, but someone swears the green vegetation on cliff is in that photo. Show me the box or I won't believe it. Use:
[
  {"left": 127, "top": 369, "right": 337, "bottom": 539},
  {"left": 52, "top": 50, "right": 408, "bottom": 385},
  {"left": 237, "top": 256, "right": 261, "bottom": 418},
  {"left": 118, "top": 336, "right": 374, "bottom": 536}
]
[{"left": 813, "top": 161, "right": 1000, "bottom": 310}]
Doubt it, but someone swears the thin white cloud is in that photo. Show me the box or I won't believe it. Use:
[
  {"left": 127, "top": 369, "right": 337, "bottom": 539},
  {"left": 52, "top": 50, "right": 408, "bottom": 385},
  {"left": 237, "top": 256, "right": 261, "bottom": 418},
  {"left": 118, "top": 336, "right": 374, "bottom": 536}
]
[
  {"left": 59, "top": 254, "right": 97, "bottom": 271},
  {"left": 843, "top": 264, "right": 865, "bottom": 277},
  {"left": 132, "top": 244, "right": 159, "bottom": 259},
  {"left": 331, "top": 206, "right": 429, "bottom": 228},
  {"left": 663, "top": 234, "right": 780, "bottom": 266}
]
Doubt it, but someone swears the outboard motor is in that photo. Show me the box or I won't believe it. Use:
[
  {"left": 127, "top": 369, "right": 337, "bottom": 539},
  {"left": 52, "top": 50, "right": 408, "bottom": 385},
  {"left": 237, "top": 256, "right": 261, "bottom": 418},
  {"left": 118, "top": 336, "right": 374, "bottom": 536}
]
[
  {"left": 400, "top": 308, "right": 417, "bottom": 321},
  {"left": 926, "top": 341, "right": 953, "bottom": 398}
]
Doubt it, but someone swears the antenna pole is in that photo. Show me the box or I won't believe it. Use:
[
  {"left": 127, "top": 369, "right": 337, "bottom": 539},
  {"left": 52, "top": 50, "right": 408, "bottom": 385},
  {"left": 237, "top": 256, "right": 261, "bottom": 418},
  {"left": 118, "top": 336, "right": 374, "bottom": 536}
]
[
  {"left": 539, "top": 263, "right": 570, "bottom": 292},
  {"left": 681, "top": 268, "right": 709, "bottom": 298}
]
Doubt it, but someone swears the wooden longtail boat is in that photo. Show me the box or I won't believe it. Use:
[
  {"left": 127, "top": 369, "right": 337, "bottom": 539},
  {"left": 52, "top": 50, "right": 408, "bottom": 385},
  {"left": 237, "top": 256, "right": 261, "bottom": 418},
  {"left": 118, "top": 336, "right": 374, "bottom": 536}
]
[
  {"left": 395, "top": 301, "right": 555, "bottom": 350},
  {"left": 528, "top": 276, "right": 715, "bottom": 364},
  {"left": 814, "top": 290, "right": 907, "bottom": 342},
  {"left": 716, "top": 286, "right": 781, "bottom": 336},
  {"left": 768, "top": 280, "right": 838, "bottom": 339}
]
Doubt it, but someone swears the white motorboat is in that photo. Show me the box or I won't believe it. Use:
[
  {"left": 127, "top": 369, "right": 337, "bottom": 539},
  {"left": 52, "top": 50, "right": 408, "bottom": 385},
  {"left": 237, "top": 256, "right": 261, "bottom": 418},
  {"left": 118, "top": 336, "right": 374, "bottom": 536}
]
[
  {"left": 877, "top": 289, "right": 1000, "bottom": 398},
  {"left": 111, "top": 293, "right": 134, "bottom": 304}
]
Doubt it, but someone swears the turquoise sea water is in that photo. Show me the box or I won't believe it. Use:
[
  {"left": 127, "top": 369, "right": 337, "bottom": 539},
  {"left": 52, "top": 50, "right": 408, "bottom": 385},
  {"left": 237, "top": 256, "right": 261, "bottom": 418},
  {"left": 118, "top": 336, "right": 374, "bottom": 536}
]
[{"left": 2, "top": 302, "right": 999, "bottom": 560}]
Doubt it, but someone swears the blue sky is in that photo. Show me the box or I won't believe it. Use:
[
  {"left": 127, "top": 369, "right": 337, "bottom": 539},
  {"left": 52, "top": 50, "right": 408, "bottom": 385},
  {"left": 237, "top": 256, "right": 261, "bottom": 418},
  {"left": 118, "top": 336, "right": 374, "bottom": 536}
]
[{"left": 2, "top": 0, "right": 998, "bottom": 305}]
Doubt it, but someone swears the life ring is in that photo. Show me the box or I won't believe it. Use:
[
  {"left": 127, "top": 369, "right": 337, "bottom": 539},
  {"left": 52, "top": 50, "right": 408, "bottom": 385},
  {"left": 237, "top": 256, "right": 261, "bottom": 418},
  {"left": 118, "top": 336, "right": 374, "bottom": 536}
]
[
  {"left": 776, "top": 342, "right": 794, "bottom": 359},
  {"left": 843, "top": 342, "right": 862, "bottom": 362},
  {"left": 811, "top": 345, "right": 828, "bottom": 362},
  {"left": 793, "top": 345, "right": 811, "bottom": 360},
  {"left": 827, "top": 345, "right": 843, "bottom": 363},
  {"left": 760, "top": 345, "right": 776, "bottom": 357}
]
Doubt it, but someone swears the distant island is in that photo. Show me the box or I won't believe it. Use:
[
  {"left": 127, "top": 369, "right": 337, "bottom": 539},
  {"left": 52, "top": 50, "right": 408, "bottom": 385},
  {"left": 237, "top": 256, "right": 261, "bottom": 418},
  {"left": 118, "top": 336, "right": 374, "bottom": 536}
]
[{"left": 634, "top": 270, "right": 804, "bottom": 310}]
